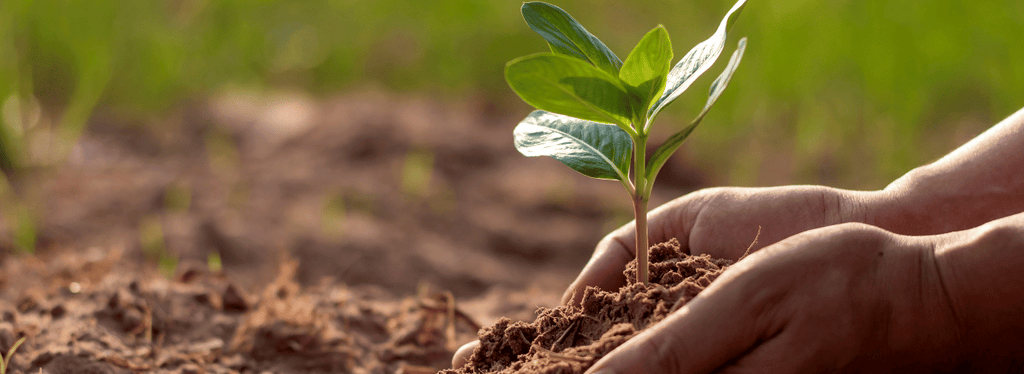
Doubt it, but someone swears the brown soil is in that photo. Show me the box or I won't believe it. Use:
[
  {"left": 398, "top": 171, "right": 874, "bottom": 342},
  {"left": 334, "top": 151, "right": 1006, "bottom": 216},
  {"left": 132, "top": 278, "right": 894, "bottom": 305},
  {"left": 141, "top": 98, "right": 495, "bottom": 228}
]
[
  {"left": 444, "top": 239, "right": 732, "bottom": 374},
  {"left": 0, "top": 89, "right": 707, "bottom": 373},
  {"left": 0, "top": 245, "right": 484, "bottom": 374}
]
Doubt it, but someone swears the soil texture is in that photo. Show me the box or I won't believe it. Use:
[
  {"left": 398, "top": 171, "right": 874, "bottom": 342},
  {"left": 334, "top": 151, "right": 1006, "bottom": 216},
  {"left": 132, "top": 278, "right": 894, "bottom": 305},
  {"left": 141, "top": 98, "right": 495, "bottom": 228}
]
[
  {"left": 444, "top": 238, "right": 733, "bottom": 374},
  {"left": 0, "top": 246, "right": 488, "bottom": 374}
]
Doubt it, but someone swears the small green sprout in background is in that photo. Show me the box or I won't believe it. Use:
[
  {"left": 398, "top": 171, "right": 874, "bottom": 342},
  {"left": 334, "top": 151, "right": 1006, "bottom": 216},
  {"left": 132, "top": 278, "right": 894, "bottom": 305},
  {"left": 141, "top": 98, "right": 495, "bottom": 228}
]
[
  {"left": 400, "top": 148, "right": 435, "bottom": 200},
  {"left": 207, "top": 251, "right": 223, "bottom": 273},
  {"left": 0, "top": 336, "right": 26, "bottom": 374},
  {"left": 321, "top": 192, "right": 348, "bottom": 239},
  {"left": 506, "top": 0, "right": 748, "bottom": 284},
  {"left": 139, "top": 214, "right": 178, "bottom": 278}
]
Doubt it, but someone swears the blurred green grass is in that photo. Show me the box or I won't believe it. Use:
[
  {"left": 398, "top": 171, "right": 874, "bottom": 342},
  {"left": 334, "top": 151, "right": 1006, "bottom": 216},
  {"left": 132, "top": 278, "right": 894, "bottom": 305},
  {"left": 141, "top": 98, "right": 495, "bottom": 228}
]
[{"left": 1, "top": 0, "right": 1022, "bottom": 190}]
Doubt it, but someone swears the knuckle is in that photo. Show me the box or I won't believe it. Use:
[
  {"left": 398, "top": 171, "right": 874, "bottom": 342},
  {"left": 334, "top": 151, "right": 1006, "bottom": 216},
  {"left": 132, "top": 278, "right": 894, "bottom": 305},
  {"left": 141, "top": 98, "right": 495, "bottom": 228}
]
[
  {"left": 833, "top": 222, "right": 888, "bottom": 241},
  {"left": 973, "top": 221, "right": 1024, "bottom": 249}
]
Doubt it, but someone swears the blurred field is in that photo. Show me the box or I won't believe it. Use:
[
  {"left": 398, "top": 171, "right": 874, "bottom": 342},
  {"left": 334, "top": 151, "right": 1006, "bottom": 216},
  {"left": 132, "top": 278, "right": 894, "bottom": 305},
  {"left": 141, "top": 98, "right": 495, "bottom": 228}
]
[{"left": 3, "top": 0, "right": 1023, "bottom": 186}]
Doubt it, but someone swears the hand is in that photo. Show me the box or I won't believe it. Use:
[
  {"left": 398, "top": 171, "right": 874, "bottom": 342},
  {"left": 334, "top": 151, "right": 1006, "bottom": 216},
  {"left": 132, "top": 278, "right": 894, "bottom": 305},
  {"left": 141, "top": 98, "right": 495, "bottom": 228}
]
[
  {"left": 453, "top": 186, "right": 883, "bottom": 368},
  {"left": 564, "top": 186, "right": 882, "bottom": 305},
  {"left": 586, "top": 223, "right": 961, "bottom": 374}
]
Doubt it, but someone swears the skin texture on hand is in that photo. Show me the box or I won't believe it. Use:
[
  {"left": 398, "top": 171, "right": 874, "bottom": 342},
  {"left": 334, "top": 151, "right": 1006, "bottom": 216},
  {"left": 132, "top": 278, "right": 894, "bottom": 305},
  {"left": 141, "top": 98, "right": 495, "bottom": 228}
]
[{"left": 586, "top": 223, "right": 963, "bottom": 374}]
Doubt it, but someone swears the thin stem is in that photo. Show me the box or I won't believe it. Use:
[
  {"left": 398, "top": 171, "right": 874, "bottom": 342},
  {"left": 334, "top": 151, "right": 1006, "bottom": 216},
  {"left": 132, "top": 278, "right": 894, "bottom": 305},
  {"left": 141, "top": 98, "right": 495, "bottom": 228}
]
[
  {"left": 633, "top": 195, "right": 649, "bottom": 284},
  {"left": 632, "top": 134, "right": 650, "bottom": 284}
]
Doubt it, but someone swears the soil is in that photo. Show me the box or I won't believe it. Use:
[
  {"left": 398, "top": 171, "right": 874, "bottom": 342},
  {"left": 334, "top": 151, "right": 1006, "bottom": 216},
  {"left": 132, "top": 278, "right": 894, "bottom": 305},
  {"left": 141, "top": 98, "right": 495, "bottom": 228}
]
[
  {"left": 443, "top": 239, "right": 731, "bottom": 374},
  {"left": 0, "top": 251, "right": 479, "bottom": 374},
  {"left": 0, "top": 88, "right": 708, "bottom": 373}
]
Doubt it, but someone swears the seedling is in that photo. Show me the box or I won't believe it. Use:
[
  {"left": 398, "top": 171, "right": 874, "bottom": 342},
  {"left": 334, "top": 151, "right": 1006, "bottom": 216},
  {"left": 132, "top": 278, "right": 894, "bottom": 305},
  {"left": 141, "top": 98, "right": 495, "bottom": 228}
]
[
  {"left": 506, "top": 0, "right": 748, "bottom": 284},
  {"left": 0, "top": 336, "right": 26, "bottom": 374}
]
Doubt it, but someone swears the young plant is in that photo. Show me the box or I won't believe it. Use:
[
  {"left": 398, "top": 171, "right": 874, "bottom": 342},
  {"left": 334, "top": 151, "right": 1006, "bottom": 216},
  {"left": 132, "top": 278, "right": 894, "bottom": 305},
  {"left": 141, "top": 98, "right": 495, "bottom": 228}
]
[{"left": 506, "top": 0, "right": 748, "bottom": 284}]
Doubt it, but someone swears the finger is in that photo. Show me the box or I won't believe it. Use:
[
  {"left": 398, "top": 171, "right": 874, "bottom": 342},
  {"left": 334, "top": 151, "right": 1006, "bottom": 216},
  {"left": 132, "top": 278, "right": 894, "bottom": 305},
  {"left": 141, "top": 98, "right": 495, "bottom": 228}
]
[
  {"left": 451, "top": 340, "right": 480, "bottom": 369},
  {"left": 562, "top": 194, "right": 710, "bottom": 306},
  {"left": 584, "top": 265, "right": 768, "bottom": 374}
]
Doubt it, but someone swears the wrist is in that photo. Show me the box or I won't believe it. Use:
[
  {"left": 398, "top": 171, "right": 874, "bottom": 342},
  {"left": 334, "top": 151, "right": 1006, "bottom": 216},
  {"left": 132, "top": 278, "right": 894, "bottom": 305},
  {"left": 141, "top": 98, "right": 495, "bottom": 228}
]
[
  {"left": 869, "top": 231, "right": 965, "bottom": 370},
  {"left": 842, "top": 187, "right": 902, "bottom": 232},
  {"left": 864, "top": 166, "right": 963, "bottom": 236},
  {"left": 932, "top": 214, "right": 1024, "bottom": 369},
  {"left": 874, "top": 162, "right": 1024, "bottom": 236}
]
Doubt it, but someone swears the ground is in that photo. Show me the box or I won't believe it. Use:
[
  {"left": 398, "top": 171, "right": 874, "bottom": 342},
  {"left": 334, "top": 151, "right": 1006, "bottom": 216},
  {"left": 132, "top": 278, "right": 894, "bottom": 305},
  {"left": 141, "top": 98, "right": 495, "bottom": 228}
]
[{"left": 0, "top": 88, "right": 705, "bottom": 373}]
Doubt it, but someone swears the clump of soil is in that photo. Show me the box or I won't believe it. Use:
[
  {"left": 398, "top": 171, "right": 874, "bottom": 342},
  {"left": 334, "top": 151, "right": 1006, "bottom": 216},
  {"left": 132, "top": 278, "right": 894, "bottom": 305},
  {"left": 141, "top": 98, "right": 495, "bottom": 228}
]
[{"left": 445, "top": 238, "right": 732, "bottom": 374}]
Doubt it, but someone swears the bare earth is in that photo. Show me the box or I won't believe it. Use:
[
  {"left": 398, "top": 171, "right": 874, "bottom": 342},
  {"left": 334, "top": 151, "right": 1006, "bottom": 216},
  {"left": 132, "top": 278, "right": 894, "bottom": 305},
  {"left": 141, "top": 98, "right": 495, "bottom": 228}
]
[{"left": 0, "top": 88, "right": 706, "bottom": 373}]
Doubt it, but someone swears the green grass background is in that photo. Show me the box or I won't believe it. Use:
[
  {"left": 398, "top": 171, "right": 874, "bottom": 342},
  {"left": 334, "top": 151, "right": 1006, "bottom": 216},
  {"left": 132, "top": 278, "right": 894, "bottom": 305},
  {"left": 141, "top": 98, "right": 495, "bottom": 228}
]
[{"left": 1, "top": 0, "right": 1022, "bottom": 189}]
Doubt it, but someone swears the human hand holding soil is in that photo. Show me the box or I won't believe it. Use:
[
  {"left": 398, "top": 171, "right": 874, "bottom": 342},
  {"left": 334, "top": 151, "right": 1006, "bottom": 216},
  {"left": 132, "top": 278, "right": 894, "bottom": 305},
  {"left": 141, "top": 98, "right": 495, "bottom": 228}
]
[
  {"left": 586, "top": 222, "right": 957, "bottom": 373},
  {"left": 452, "top": 108, "right": 1024, "bottom": 370},
  {"left": 587, "top": 214, "right": 1024, "bottom": 373},
  {"left": 451, "top": 185, "right": 880, "bottom": 367}
]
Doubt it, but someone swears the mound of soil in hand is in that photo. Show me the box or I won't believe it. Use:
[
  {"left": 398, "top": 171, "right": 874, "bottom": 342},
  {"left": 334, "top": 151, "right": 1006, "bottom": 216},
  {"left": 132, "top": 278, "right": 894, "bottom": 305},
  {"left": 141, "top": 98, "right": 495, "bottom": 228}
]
[{"left": 445, "top": 239, "right": 732, "bottom": 374}]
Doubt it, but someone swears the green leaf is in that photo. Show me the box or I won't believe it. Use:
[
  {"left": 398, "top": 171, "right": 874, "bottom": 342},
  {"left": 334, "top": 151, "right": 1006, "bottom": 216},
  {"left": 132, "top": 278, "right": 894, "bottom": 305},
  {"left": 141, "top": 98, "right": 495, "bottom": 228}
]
[
  {"left": 619, "top": 25, "right": 673, "bottom": 120},
  {"left": 645, "top": 38, "right": 747, "bottom": 190},
  {"left": 521, "top": 2, "right": 623, "bottom": 76},
  {"left": 506, "top": 53, "right": 636, "bottom": 128},
  {"left": 514, "top": 110, "right": 632, "bottom": 182},
  {"left": 647, "top": 0, "right": 746, "bottom": 125},
  {"left": 695, "top": 37, "right": 746, "bottom": 124}
]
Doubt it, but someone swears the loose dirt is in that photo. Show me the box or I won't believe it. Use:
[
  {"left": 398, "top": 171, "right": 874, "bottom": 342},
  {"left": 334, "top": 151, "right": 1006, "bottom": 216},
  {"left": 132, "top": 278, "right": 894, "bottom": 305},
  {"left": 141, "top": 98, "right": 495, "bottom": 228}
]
[
  {"left": 443, "top": 239, "right": 731, "bottom": 374},
  {"left": 0, "top": 243, "right": 486, "bottom": 373}
]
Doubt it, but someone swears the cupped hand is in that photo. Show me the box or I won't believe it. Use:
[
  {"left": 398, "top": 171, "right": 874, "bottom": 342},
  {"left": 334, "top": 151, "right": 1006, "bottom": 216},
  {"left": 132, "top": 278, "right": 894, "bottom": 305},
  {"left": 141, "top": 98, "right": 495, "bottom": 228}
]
[
  {"left": 452, "top": 186, "right": 884, "bottom": 369},
  {"left": 563, "top": 185, "right": 882, "bottom": 305},
  {"left": 585, "top": 223, "right": 961, "bottom": 374}
]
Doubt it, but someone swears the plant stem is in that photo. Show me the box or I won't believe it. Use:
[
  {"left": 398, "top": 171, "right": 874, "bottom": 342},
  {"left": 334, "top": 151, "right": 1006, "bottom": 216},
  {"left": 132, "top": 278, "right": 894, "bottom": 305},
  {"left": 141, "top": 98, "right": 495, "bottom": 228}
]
[
  {"left": 633, "top": 194, "right": 649, "bottom": 284},
  {"left": 632, "top": 134, "right": 650, "bottom": 284}
]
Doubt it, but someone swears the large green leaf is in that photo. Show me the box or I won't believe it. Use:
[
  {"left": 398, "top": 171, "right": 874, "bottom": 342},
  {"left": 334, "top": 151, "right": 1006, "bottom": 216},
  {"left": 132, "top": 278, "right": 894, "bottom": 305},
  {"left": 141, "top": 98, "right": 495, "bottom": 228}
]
[
  {"left": 646, "top": 0, "right": 746, "bottom": 126},
  {"left": 506, "top": 53, "right": 636, "bottom": 128},
  {"left": 514, "top": 110, "right": 632, "bottom": 182},
  {"left": 645, "top": 37, "right": 747, "bottom": 191},
  {"left": 619, "top": 25, "right": 673, "bottom": 120},
  {"left": 521, "top": 2, "right": 622, "bottom": 76}
]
